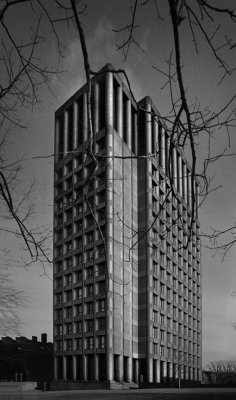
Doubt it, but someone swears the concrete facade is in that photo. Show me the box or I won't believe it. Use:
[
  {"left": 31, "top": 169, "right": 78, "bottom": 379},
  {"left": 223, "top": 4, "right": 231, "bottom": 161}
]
[{"left": 53, "top": 64, "right": 201, "bottom": 388}]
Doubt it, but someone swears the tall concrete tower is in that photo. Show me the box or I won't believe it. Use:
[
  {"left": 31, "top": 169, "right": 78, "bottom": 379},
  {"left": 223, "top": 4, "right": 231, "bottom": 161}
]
[{"left": 53, "top": 64, "right": 201, "bottom": 389}]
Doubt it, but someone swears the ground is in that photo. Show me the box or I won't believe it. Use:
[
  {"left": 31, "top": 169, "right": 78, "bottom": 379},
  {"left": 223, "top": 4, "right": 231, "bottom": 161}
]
[{"left": 1, "top": 386, "right": 236, "bottom": 400}]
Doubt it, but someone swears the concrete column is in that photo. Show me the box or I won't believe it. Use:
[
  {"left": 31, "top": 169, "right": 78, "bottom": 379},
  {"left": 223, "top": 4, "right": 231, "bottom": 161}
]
[
  {"left": 54, "top": 356, "right": 58, "bottom": 380},
  {"left": 73, "top": 101, "right": 78, "bottom": 150},
  {"left": 83, "top": 355, "right": 87, "bottom": 381},
  {"left": 160, "top": 128, "right": 166, "bottom": 171},
  {"left": 94, "top": 354, "right": 99, "bottom": 381},
  {"left": 183, "top": 163, "right": 187, "bottom": 204},
  {"left": 189, "top": 367, "right": 193, "bottom": 381},
  {"left": 153, "top": 117, "right": 158, "bottom": 155},
  {"left": 188, "top": 170, "right": 192, "bottom": 209},
  {"left": 55, "top": 118, "right": 59, "bottom": 162},
  {"left": 134, "top": 359, "right": 139, "bottom": 383},
  {"left": 105, "top": 69, "right": 114, "bottom": 382},
  {"left": 117, "top": 85, "right": 123, "bottom": 139},
  {"left": 83, "top": 93, "right": 88, "bottom": 142},
  {"left": 162, "top": 361, "right": 168, "bottom": 383},
  {"left": 168, "top": 362, "right": 174, "bottom": 382},
  {"left": 172, "top": 147, "right": 177, "bottom": 187},
  {"left": 177, "top": 154, "right": 183, "bottom": 197},
  {"left": 63, "top": 356, "right": 67, "bottom": 380},
  {"left": 73, "top": 355, "right": 77, "bottom": 380},
  {"left": 126, "top": 357, "right": 132, "bottom": 383},
  {"left": 145, "top": 97, "right": 153, "bottom": 384},
  {"left": 63, "top": 110, "right": 68, "bottom": 154},
  {"left": 126, "top": 99, "right": 131, "bottom": 149},
  {"left": 154, "top": 359, "right": 161, "bottom": 383},
  {"left": 185, "top": 365, "right": 189, "bottom": 380},
  {"left": 195, "top": 183, "right": 199, "bottom": 217},
  {"left": 166, "top": 136, "right": 170, "bottom": 177},
  {"left": 118, "top": 355, "right": 124, "bottom": 382}
]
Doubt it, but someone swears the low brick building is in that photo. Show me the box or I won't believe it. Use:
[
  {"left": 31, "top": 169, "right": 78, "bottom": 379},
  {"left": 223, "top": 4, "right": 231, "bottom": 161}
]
[{"left": 0, "top": 333, "right": 53, "bottom": 382}]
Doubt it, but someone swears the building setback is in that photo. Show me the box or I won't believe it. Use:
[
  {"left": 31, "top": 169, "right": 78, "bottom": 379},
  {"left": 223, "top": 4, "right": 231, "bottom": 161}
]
[{"left": 53, "top": 64, "right": 201, "bottom": 388}]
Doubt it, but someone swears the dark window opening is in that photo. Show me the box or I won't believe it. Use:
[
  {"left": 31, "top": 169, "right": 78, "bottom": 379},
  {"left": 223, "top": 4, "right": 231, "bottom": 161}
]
[
  {"left": 57, "top": 114, "right": 64, "bottom": 159},
  {"left": 123, "top": 92, "right": 128, "bottom": 144},
  {"left": 67, "top": 105, "right": 73, "bottom": 152},
  {"left": 98, "top": 79, "right": 105, "bottom": 131},
  {"left": 77, "top": 96, "right": 83, "bottom": 147},
  {"left": 138, "top": 109, "right": 146, "bottom": 155},
  {"left": 131, "top": 106, "right": 137, "bottom": 154},
  {"left": 113, "top": 79, "right": 119, "bottom": 132}
]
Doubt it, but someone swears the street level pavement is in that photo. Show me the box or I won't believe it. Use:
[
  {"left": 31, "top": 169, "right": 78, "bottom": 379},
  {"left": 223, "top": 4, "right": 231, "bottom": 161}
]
[{"left": 1, "top": 388, "right": 236, "bottom": 400}]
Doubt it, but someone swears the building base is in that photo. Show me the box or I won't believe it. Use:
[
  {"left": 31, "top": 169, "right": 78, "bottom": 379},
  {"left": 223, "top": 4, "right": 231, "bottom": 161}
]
[{"left": 50, "top": 380, "right": 139, "bottom": 391}]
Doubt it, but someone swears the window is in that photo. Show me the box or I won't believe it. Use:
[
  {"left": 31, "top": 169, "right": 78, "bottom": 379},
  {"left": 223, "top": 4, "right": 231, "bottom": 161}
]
[
  {"left": 65, "top": 209, "right": 72, "bottom": 221},
  {"left": 96, "top": 246, "right": 105, "bottom": 258},
  {"left": 86, "top": 302, "right": 93, "bottom": 315},
  {"left": 75, "top": 203, "right": 83, "bottom": 216},
  {"left": 154, "top": 343, "right": 158, "bottom": 355},
  {"left": 65, "top": 307, "right": 72, "bottom": 318},
  {"left": 160, "top": 299, "right": 165, "bottom": 311},
  {"left": 75, "top": 321, "right": 82, "bottom": 334},
  {"left": 160, "top": 330, "right": 165, "bottom": 341},
  {"left": 75, "top": 253, "right": 83, "bottom": 266},
  {"left": 86, "top": 284, "right": 93, "bottom": 297},
  {"left": 55, "top": 246, "right": 62, "bottom": 258},
  {"left": 55, "top": 309, "right": 63, "bottom": 320},
  {"left": 65, "top": 290, "right": 72, "bottom": 302},
  {"left": 75, "top": 338, "right": 82, "bottom": 350},
  {"left": 75, "top": 304, "right": 83, "bottom": 317},
  {"left": 86, "top": 231, "right": 93, "bottom": 245},
  {"left": 55, "top": 293, "right": 62, "bottom": 305},
  {"left": 86, "top": 337, "right": 93, "bottom": 350},
  {"left": 98, "top": 299, "right": 105, "bottom": 312},
  {"left": 97, "top": 281, "right": 106, "bottom": 294},
  {"left": 98, "top": 335, "right": 105, "bottom": 349},
  {"left": 65, "top": 323, "right": 72, "bottom": 335},
  {"left": 153, "top": 294, "right": 158, "bottom": 307},
  {"left": 86, "top": 249, "right": 94, "bottom": 262},
  {"left": 55, "top": 277, "right": 62, "bottom": 289},
  {"left": 153, "top": 327, "right": 158, "bottom": 339},
  {"left": 95, "top": 263, "right": 105, "bottom": 276},
  {"left": 153, "top": 261, "right": 159, "bottom": 275},
  {"left": 160, "top": 267, "right": 165, "bottom": 280},
  {"left": 160, "top": 283, "right": 165, "bottom": 296},
  {"left": 55, "top": 324, "right": 63, "bottom": 336},
  {"left": 86, "top": 319, "right": 93, "bottom": 332},
  {"left": 65, "top": 257, "right": 72, "bottom": 270},
  {"left": 65, "top": 339, "right": 72, "bottom": 351},
  {"left": 86, "top": 267, "right": 93, "bottom": 279},
  {"left": 65, "top": 241, "right": 73, "bottom": 253},
  {"left": 65, "top": 274, "right": 72, "bottom": 286},
  {"left": 97, "top": 191, "right": 105, "bottom": 204},
  {"left": 97, "top": 317, "right": 105, "bottom": 331},
  {"left": 56, "top": 340, "right": 63, "bottom": 351},
  {"left": 153, "top": 278, "right": 158, "bottom": 291},
  {"left": 167, "top": 332, "right": 171, "bottom": 344},
  {"left": 75, "top": 220, "right": 83, "bottom": 232},
  {"left": 55, "top": 262, "right": 62, "bottom": 274},
  {"left": 74, "top": 270, "right": 83, "bottom": 283},
  {"left": 75, "top": 287, "right": 82, "bottom": 300},
  {"left": 153, "top": 311, "right": 158, "bottom": 324}
]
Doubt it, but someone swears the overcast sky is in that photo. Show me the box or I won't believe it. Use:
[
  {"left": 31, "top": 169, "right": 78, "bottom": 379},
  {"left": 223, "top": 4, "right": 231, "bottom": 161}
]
[{"left": 1, "top": 1, "right": 236, "bottom": 368}]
